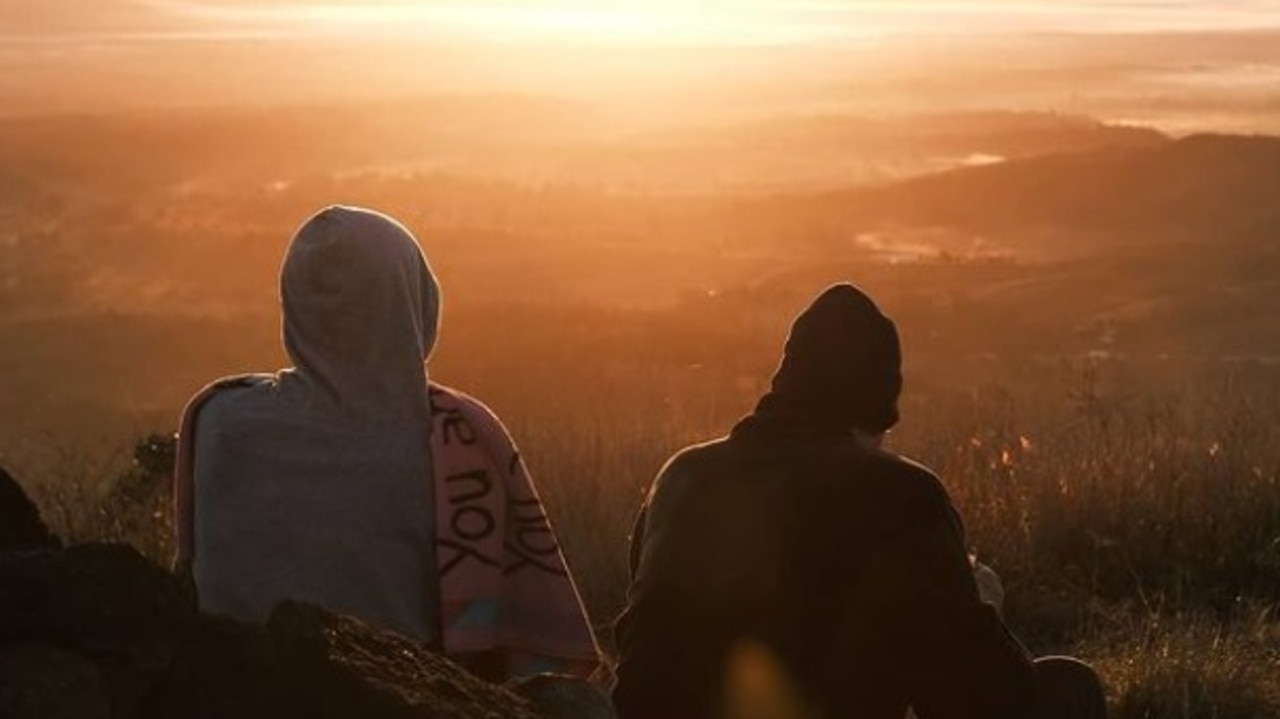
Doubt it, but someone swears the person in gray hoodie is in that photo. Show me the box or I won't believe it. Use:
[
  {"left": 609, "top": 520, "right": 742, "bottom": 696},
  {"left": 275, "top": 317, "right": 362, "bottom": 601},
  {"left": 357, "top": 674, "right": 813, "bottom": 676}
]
[
  {"left": 177, "top": 205, "right": 441, "bottom": 641},
  {"left": 172, "top": 207, "right": 600, "bottom": 682}
]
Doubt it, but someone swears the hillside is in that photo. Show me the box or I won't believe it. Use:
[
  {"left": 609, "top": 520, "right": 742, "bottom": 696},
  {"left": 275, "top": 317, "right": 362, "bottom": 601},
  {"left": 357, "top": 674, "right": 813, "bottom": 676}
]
[
  {"left": 4, "top": 111, "right": 1280, "bottom": 455},
  {"left": 657, "top": 111, "right": 1165, "bottom": 164},
  {"left": 0, "top": 103, "right": 1170, "bottom": 196},
  {"left": 758, "top": 133, "right": 1280, "bottom": 254}
]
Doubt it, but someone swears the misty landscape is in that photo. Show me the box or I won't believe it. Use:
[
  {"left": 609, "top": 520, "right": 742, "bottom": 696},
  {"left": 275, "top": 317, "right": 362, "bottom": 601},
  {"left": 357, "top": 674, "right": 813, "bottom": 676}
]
[{"left": 5, "top": 2, "right": 1280, "bottom": 716}]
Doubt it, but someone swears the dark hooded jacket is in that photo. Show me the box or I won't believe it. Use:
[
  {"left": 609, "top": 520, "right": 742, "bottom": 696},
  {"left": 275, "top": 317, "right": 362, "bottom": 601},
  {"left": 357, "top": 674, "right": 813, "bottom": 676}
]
[{"left": 613, "top": 285, "right": 1035, "bottom": 719}]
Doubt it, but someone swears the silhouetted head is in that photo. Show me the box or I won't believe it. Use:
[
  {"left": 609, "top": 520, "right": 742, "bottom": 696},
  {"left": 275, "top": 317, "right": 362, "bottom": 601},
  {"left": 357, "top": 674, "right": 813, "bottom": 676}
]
[
  {"left": 281, "top": 206, "right": 439, "bottom": 407},
  {"left": 758, "top": 284, "right": 902, "bottom": 434}
]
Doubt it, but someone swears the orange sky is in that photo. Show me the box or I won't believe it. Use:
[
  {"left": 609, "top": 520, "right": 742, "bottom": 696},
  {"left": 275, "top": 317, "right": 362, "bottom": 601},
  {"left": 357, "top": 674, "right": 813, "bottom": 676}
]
[
  {"left": 3, "top": 1, "right": 1280, "bottom": 119},
  {"left": 5, "top": 1, "right": 1280, "bottom": 45}
]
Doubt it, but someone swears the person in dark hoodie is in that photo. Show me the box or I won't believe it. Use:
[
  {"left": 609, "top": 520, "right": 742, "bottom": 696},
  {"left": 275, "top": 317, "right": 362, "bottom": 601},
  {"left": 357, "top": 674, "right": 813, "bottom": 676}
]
[{"left": 613, "top": 284, "right": 1106, "bottom": 719}]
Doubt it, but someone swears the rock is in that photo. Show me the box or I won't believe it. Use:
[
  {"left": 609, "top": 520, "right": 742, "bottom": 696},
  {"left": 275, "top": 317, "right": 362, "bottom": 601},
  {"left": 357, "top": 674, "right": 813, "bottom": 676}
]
[
  {"left": 0, "top": 543, "right": 190, "bottom": 717},
  {"left": 506, "top": 674, "right": 617, "bottom": 719},
  {"left": 141, "top": 612, "right": 281, "bottom": 719},
  {"left": 0, "top": 466, "right": 59, "bottom": 552},
  {"left": 268, "top": 601, "right": 543, "bottom": 719},
  {"left": 0, "top": 643, "right": 110, "bottom": 719},
  {"left": 0, "top": 538, "right": 554, "bottom": 718},
  {"left": 154, "top": 600, "right": 547, "bottom": 719}
]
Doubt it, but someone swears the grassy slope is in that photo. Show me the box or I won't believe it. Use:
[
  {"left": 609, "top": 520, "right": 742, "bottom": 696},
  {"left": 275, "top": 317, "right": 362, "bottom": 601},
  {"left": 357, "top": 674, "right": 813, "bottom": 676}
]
[{"left": 7, "top": 107, "right": 1280, "bottom": 716}]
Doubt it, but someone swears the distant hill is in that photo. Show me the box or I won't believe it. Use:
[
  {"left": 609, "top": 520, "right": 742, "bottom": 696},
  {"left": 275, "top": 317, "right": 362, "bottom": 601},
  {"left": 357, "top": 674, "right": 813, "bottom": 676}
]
[
  {"left": 4, "top": 115, "right": 1280, "bottom": 450},
  {"left": 708, "top": 132, "right": 1280, "bottom": 358},
  {"left": 0, "top": 95, "right": 600, "bottom": 192},
  {"left": 655, "top": 111, "right": 1166, "bottom": 162},
  {"left": 0, "top": 104, "right": 1172, "bottom": 197},
  {"left": 567, "top": 111, "right": 1169, "bottom": 191},
  {"left": 865, "top": 133, "right": 1280, "bottom": 237},
  {"left": 731, "top": 133, "right": 1280, "bottom": 256}
]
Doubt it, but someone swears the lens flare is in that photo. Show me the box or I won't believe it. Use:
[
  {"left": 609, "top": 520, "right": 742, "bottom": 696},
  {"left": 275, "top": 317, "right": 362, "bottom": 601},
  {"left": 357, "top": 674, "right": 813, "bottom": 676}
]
[{"left": 723, "top": 641, "right": 814, "bottom": 719}]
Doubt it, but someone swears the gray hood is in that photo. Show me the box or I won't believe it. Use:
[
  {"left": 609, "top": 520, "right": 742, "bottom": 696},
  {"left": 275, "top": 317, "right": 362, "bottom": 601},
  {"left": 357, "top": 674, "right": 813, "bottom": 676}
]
[
  {"left": 281, "top": 205, "right": 439, "bottom": 416},
  {"left": 192, "top": 205, "right": 441, "bottom": 641}
]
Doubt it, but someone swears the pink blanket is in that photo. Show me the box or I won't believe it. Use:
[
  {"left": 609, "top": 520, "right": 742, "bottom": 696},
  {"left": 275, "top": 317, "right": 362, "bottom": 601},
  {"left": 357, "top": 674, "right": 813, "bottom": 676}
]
[
  {"left": 173, "top": 379, "right": 600, "bottom": 677},
  {"left": 427, "top": 383, "right": 600, "bottom": 676}
]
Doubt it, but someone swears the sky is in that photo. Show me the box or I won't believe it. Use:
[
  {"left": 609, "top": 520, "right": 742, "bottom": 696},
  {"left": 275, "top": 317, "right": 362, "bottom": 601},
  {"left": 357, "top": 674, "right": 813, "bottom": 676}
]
[
  {"left": 4, "top": 0, "right": 1280, "bottom": 120},
  {"left": 5, "top": 0, "right": 1280, "bottom": 46}
]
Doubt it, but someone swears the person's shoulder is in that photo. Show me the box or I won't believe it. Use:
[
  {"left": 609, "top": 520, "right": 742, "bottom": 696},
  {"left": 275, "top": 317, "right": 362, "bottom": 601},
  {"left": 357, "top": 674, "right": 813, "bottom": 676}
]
[
  {"left": 184, "top": 373, "right": 275, "bottom": 421},
  {"left": 857, "top": 447, "right": 953, "bottom": 515},
  {"left": 430, "top": 382, "right": 502, "bottom": 424},
  {"left": 866, "top": 447, "right": 942, "bottom": 483},
  {"left": 662, "top": 436, "right": 734, "bottom": 477},
  {"left": 428, "top": 382, "right": 516, "bottom": 449},
  {"left": 430, "top": 382, "right": 491, "bottom": 415},
  {"left": 646, "top": 437, "right": 732, "bottom": 505}
]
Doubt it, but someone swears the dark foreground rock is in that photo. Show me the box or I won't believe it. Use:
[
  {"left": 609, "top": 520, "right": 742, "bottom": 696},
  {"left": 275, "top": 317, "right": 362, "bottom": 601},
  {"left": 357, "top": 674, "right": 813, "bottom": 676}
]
[
  {"left": 0, "top": 543, "right": 188, "bottom": 717},
  {"left": 0, "top": 476, "right": 591, "bottom": 718},
  {"left": 142, "top": 612, "right": 280, "bottom": 719},
  {"left": 150, "top": 602, "right": 542, "bottom": 719},
  {"left": 0, "top": 643, "right": 111, "bottom": 719},
  {"left": 507, "top": 673, "right": 616, "bottom": 719},
  {"left": 273, "top": 601, "right": 543, "bottom": 719},
  {"left": 0, "top": 467, "right": 59, "bottom": 552},
  {"left": 0, "top": 545, "right": 546, "bottom": 718}
]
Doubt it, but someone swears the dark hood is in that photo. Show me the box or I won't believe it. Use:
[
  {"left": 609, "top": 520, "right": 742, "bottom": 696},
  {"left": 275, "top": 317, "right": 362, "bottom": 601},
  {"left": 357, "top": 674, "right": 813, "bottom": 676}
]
[{"left": 746, "top": 283, "right": 902, "bottom": 436}]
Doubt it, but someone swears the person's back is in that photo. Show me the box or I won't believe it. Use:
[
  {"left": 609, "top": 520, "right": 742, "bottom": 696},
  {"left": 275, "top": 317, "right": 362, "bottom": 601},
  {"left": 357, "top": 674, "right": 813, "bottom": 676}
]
[
  {"left": 177, "top": 206, "right": 440, "bottom": 642},
  {"left": 190, "top": 377, "right": 436, "bottom": 640},
  {"left": 175, "top": 206, "right": 602, "bottom": 683},
  {"left": 613, "top": 284, "right": 1104, "bottom": 719},
  {"left": 615, "top": 423, "right": 1033, "bottom": 719}
]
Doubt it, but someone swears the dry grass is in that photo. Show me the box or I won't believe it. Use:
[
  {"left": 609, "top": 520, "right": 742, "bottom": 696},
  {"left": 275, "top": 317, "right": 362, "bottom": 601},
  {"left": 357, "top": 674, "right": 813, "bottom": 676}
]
[
  {"left": 22, "top": 357, "right": 1280, "bottom": 717},
  {"left": 1081, "top": 611, "right": 1280, "bottom": 719}
]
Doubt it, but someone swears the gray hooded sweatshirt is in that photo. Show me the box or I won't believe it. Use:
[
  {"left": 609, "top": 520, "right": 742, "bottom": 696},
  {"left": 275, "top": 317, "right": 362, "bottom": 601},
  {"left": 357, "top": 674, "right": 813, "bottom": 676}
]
[{"left": 191, "top": 205, "right": 439, "bottom": 642}]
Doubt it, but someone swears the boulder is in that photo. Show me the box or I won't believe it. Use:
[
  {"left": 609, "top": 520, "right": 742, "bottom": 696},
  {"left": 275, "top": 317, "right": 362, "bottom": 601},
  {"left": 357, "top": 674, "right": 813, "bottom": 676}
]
[
  {"left": 0, "top": 466, "right": 59, "bottom": 552},
  {"left": 151, "top": 600, "right": 546, "bottom": 719},
  {"left": 140, "top": 612, "right": 281, "bottom": 719},
  {"left": 507, "top": 674, "right": 617, "bottom": 719},
  {"left": 0, "top": 543, "right": 189, "bottom": 717},
  {"left": 0, "top": 523, "right": 561, "bottom": 718},
  {"left": 0, "top": 643, "right": 110, "bottom": 719},
  {"left": 268, "top": 600, "right": 543, "bottom": 719}
]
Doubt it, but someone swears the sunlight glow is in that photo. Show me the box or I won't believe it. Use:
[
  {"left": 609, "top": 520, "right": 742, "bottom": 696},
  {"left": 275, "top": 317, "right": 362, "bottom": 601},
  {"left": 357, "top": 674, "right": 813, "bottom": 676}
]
[
  {"left": 147, "top": 1, "right": 835, "bottom": 44},
  {"left": 144, "top": 1, "right": 1280, "bottom": 46}
]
